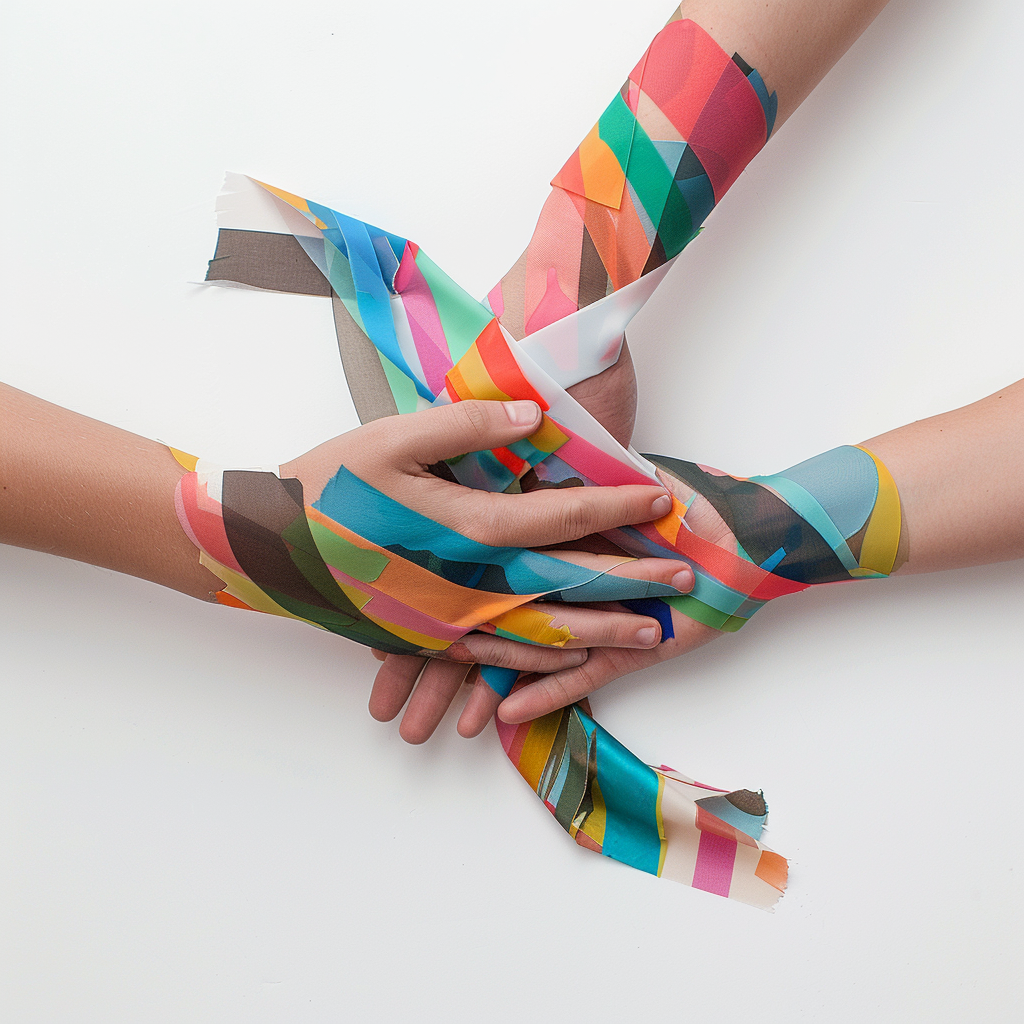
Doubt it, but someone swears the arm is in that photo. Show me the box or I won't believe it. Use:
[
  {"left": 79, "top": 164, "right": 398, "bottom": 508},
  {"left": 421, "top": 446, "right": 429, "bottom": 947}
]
[
  {"left": 498, "top": 380, "right": 1024, "bottom": 723},
  {"left": 510, "top": 0, "right": 893, "bottom": 445},
  {"left": 862, "top": 381, "right": 1024, "bottom": 573},
  {"left": 0, "top": 383, "right": 695, "bottom": 735},
  {"left": 0, "top": 383, "right": 222, "bottom": 600},
  {"left": 376, "top": 0, "right": 897, "bottom": 733}
]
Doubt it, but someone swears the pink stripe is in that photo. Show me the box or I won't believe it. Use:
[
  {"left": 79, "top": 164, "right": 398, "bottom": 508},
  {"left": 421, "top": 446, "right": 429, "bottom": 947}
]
[
  {"left": 692, "top": 830, "right": 737, "bottom": 897},
  {"left": 327, "top": 565, "right": 468, "bottom": 642},
  {"left": 554, "top": 428, "right": 657, "bottom": 488},
  {"left": 487, "top": 282, "right": 504, "bottom": 318},
  {"left": 177, "top": 473, "right": 245, "bottom": 575},
  {"left": 525, "top": 267, "right": 578, "bottom": 335},
  {"left": 394, "top": 247, "right": 454, "bottom": 394},
  {"left": 494, "top": 716, "right": 517, "bottom": 753}
]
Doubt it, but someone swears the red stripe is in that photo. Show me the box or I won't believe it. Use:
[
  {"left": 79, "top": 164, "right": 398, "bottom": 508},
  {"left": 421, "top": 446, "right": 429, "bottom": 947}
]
[{"left": 474, "top": 320, "right": 549, "bottom": 410}]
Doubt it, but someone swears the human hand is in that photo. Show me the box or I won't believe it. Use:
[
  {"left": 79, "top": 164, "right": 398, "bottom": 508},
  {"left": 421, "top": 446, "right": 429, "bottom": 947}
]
[
  {"left": 277, "top": 398, "right": 694, "bottom": 742},
  {"left": 276, "top": 398, "right": 694, "bottom": 714},
  {"left": 473, "top": 465, "right": 734, "bottom": 726},
  {"left": 362, "top": 339, "right": 648, "bottom": 742},
  {"left": 497, "top": 439, "right": 907, "bottom": 722}
]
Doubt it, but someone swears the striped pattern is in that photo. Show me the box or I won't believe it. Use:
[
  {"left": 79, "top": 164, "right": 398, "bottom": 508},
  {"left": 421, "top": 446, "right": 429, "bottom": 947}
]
[{"left": 187, "top": 13, "right": 905, "bottom": 906}]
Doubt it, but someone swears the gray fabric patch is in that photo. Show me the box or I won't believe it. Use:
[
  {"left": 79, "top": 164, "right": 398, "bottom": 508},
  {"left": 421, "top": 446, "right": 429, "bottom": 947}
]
[
  {"left": 332, "top": 294, "right": 398, "bottom": 423},
  {"left": 206, "top": 229, "right": 332, "bottom": 296}
]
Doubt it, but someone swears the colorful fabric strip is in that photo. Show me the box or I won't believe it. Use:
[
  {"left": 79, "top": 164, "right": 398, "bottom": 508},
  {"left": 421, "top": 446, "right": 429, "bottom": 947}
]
[{"left": 185, "top": 13, "right": 902, "bottom": 905}]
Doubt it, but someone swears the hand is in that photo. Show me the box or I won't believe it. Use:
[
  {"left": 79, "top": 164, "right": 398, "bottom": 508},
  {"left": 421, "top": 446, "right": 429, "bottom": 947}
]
[
  {"left": 490, "top": 466, "right": 735, "bottom": 724},
  {"left": 280, "top": 398, "right": 695, "bottom": 740},
  {"left": 362, "top": 340, "right": 653, "bottom": 742}
]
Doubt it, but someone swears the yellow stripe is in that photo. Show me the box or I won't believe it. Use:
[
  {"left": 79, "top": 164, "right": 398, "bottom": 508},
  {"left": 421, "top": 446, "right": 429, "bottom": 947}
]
[
  {"left": 168, "top": 447, "right": 198, "bottom": 472},
  {"left": 358, "top": 612, "right": 449, "bottom": 651},
  {"left": 200, "top": 552, "right": 320, "bottom": 626},
  {"left": 488, "top": 606, "right": 575, "bottom": 647},
  {"left": 252, "top": 178, "right": 311, "bottom": 214},
  {"left": 654, "top": 772, "right": 668, "bottom": 877},
  {"left": 529, "top": 414, "right": 570, "bottom": 454},
  {"left": 457, "top": 342, "right": 514, "bottom": 402},
  {"left": 444, "top": 363, "right": 474, "bottom": 402},
  {"left": 582, "top": 775, "right": 607, "bottom": 847},
  {"left": 335, "top": 580, "right": 372, "bottom": 611},
  {"left": 855, "top": 445, "right": 902, "bottom": 575},
  {"left": 519, "top": 713, "right": 563, "bottom": 792}
]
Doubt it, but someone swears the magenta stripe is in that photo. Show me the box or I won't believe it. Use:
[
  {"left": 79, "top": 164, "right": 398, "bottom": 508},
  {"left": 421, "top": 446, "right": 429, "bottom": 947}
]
[
  {"left": 394, "top": 249, "right": 453, "bottom": 394},
  {"left": 555, "top": 428, "right": 655, "bottom": 487},
  {"left": 692, "top": 830, "right": 737, "bottom": 897}
]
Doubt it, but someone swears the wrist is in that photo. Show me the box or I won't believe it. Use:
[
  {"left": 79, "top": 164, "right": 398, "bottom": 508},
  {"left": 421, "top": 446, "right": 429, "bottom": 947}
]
[{"left": 642, "top": 445, "right": 904, "bottom": 632}]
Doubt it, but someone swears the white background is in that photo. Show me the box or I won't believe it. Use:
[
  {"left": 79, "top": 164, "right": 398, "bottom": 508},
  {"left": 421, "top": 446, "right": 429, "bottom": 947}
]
[{"left": 2, "top": 0, "right": 1022, "bottom": 1019}]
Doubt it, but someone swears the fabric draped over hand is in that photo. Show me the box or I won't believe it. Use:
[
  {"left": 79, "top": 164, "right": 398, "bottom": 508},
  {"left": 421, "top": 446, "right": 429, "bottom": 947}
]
[{"left": 183, "top": 16, "right": 899, "bottom": 907}]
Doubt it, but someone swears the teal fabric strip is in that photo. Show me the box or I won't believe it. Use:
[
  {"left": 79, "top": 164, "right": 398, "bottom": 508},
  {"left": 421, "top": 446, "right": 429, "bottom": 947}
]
[
  {"left": 582, "top": 711, "right": 664, "bottom": 876},
  {"left": 315, "top": 465, "right": 617, "bottom": 596}
]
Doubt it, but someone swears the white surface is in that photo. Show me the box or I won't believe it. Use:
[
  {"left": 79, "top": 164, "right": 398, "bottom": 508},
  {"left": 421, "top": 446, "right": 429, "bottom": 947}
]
[{"left": 2, "top": 1, "right": 1022, "bottom": 1019}]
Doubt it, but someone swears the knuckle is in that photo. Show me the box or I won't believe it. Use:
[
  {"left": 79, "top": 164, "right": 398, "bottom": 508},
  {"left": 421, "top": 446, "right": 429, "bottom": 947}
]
[
  {"left": 475, "top": 494, "right": 513, "bottom": 544},
  {"left": 558, "top": 496, "right": 596, "bottom": 541},
  {"left": 549, "top": 665, "right": 589, "bottom": 709},
  {"left": 456, "top": 399, "right": 491, "bottom": 438}
]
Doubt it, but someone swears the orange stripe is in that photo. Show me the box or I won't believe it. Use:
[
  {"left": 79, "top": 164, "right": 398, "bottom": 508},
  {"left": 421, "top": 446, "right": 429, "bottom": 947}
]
[{"left": 304, "top": 506, "right": 542, "bottom": 626}]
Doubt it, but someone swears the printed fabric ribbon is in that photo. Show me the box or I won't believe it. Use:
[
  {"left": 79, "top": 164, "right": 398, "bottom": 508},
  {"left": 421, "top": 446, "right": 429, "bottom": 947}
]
[{"left": 182, "top": 15, "right": 902, "bottom": 907}]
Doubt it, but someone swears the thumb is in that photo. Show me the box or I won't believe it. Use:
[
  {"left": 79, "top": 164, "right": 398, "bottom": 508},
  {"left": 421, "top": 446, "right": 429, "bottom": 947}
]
[{"left": 397, "top": 400, "right": 542, "bottom": 466}]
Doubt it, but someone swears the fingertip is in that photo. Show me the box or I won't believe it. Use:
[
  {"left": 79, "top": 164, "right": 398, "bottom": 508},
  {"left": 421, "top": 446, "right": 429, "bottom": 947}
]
[
  {"left": 636, "top": 625, "right": 660, "bottom": 648},
  {"left": 398, "top": 718, "right": 431, "bottom": 745},
  {"left": 367, "top": 694, "right": 400, "bottom": 723},
  {"left": 503, "top": 400, "right": 541, "bottom": 429},
  {"left": 496, "top": 696, "right": 528, "bottom": 725},
  {"left": 457, "top": 713, "right": 487, "bottom": 738},
  {"left": 671, "top": 566, "right": 694, "bottom": 593},
  {"left": 650, "top": 492, "right": 673, "bottom": 518}
]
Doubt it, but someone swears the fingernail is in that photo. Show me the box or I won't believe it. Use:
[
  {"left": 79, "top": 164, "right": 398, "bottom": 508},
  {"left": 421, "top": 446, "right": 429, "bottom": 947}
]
[
  {"left": 636, "top": 626, "right": 659, "bottom": 647},
  {"left": 671, "top": 568, "right": 694, "bottom": 593},
  {"left": 567, "top": 649, "right": 588, "bottom": 665},
  {"left": 505, "top": 400, "right": 539, "bottom": 426},
  {"left": 651, "top": 493, "right": 673, "bottom": 517}
]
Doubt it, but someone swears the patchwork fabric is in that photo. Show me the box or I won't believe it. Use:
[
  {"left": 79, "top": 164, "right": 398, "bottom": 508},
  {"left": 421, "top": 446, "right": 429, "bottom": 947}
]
[{"left": 180, "top": 14, "right": 901, "bottom": 906}]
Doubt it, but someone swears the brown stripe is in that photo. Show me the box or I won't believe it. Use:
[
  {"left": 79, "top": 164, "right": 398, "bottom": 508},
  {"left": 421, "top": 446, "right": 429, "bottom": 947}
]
[
  {"left": 206, "top": 228, "right": 332, "bottom": 296},
  {"left": 332, "top": 294, "right": 399, "bottom": 423},
  {"left": 578, "top": 226, "right": 611, "bottom": 309},
  {"left": 220, "top": 471, "right": 340, "bottom": 612}
]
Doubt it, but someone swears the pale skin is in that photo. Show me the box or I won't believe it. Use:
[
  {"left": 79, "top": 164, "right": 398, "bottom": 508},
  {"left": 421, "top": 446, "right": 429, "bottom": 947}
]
[
  {"left": 373, "top": 0, "right": 899, "bottom": 735},
  {"left": 7, "top": 0, "right": 1021, "bottom": 747},
  {"left": 0, "top": 384, "right": 696, "bottom": 737},
  {"left": 494, "top": 380, "right": 1024, "bottom": 726}
]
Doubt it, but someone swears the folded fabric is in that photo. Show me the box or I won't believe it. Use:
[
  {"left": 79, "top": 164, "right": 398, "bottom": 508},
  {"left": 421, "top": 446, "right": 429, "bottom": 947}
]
[{"left": 183, "top": 15, "right": 900, "bottom": 906}]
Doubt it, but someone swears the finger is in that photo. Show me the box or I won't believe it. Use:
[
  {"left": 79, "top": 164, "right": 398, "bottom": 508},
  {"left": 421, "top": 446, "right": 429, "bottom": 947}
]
[
  {"left": 520, "top": 602, "right": 664, "bottom": 650},
  {"left": 368, "top": 655, "right": 425, "bottom": 721},
  {"left": 441, "top": 634, "right": 589, "bottom": 673},
  {"left": 396, "top": 399, "right": 543, "bottom": 466},
  {"left": 400, "top": 660, "right": 473, "bottom": 744},
  {"left": 370, "top": 648, "right": 387, "bottom": 663},
  {"left": 542, "top": 552, "right": 694, "bottom": 594},
  {"left": 497, "top": 617, "right": 719, "bottom": 723},
  {"left": 456, "top": 669, "right": 505, "bottom": 738},
  {"left": 496, "top": 649, "right": 650, "bottom": 724},
  {"left": 445, "top": 484, "right": 675, "bottom": 549}
]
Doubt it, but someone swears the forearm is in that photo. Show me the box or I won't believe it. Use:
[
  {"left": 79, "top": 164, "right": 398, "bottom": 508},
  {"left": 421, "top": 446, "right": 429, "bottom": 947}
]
[
  {"left": 863, "top": 380, "right": 1024, "bottom": 574},
  {"left": 680, "top": 0, "right": 889, "bottom": 128},
  {"left": 0, "top": 384, "right": 221, "bottom": 600},
  {"left": 511, "top": 1, "right": 890, "bottom": 445}
]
